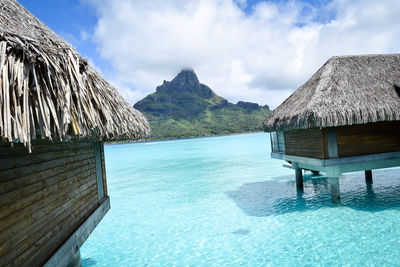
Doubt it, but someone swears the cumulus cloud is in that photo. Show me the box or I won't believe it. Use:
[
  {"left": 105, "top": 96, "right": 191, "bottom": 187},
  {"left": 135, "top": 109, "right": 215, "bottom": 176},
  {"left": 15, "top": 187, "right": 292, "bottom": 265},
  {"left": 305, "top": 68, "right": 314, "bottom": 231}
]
[
  {"left": 86, "top": 0, "right": 400, "bottom": 108},
  {"left": 234, "top": 0, "right": 247, "bottom": 9}
]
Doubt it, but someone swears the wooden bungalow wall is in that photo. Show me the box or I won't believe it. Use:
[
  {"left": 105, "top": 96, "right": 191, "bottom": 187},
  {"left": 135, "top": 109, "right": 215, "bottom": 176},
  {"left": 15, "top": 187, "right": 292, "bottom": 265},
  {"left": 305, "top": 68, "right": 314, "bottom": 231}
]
[
  {"left": 282, "top": 121, "right": 400, "bottom": 159},
  {"left": 0, "top": 141, "right": 107, "bottom": 266},
  {"left": 284, "top": 128, "right": 328, "bottom": 159},
  {"left": 336, "top": 121, "right": 400, "bottom": 157}
]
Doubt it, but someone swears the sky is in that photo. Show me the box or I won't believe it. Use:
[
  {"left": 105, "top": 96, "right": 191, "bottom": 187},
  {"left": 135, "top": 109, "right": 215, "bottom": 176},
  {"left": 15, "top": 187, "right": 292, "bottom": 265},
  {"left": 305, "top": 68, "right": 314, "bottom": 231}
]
[{"left": 19, "top": 0, "right": 400, "bottom": 108}]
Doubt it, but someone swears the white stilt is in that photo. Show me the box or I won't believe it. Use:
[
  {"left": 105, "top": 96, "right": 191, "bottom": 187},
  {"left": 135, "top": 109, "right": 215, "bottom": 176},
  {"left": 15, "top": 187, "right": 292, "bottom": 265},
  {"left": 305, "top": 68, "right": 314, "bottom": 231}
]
[{"left": 329, "top": 176, "right": 340, "bottom": 200}]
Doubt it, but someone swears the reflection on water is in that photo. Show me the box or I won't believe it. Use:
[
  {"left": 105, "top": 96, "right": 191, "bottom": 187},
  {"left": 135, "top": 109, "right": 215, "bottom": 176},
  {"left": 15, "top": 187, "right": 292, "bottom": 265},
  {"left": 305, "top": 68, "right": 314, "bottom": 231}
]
[
  {"left": 226, "top": 171, "right": 400, "bottom": 217},
  {"left": 81, "top": 133, "right": 400, "bottom": 266},
  {"left": 81, "top": 258, "right": 97, "bottom": 266},
  {"left": 231, "top": 228, "right": 250, "bottom": 235}
]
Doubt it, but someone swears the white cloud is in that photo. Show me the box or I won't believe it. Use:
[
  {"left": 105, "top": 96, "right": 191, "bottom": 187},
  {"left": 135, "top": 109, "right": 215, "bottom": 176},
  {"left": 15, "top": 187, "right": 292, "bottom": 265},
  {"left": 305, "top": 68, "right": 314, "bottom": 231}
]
[
  {"left": 234, "top": 0, "right": 247, "bottom": 9},
  {"left": 86, "top": 0, "right": 400, "bottom": 108},
  {"left": 108, "top": 79, "right": 148, "bottom": 105},
  {"left": 80, "top": 29, "right": 89, "bottom": 41}
]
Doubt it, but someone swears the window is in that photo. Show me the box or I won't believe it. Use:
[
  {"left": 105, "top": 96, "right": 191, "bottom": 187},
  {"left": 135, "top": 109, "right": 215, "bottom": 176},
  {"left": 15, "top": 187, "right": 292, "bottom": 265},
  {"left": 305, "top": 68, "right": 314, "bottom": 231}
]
[
  {"left": 94, "top": 142, "right": 105, "bottom": 200},
  {"left": 271, "top": 132, "right": 279, "bottom": 152},
  {"left": 270, "top": 131, "right": 286, "bottom": 152}
]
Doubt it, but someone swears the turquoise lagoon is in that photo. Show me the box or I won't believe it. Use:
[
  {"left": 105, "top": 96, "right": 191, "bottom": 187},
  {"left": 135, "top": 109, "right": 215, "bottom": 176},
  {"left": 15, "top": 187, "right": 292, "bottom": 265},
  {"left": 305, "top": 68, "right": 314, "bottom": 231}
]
[{"left": 81, "top": 133, "right": 400, "bottom": 266}]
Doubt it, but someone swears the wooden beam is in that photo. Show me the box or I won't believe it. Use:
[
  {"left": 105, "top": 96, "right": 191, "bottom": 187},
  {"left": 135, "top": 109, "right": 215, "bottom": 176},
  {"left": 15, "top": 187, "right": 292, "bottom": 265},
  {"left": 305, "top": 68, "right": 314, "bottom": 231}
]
[
  {"left": 94, "top": 142, "right": 104, "bottom": 200},
  {"left": 276, "top": 153, "right": 324, "bottom": 166},
  {"left": 271, "top": 152, "right": 284, "bottom": 160},
  {"left": 277, "top": 151, "right": 400, "bottom": 170},
  {"left": 324, "top": 151, "right": 400, "bottom": 166},
  {"left": 282, "top": 164, "right": 294, "bottom": 169},
  {"left": 326, "top": 127, "right": 338, "bottom": 158}
]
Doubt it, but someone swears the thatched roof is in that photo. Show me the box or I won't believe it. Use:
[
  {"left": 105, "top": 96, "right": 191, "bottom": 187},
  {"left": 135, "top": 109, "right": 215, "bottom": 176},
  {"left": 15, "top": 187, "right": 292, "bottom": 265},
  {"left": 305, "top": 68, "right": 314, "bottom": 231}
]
[
  {"left": 0, "top": 0, "right": 150, "bottom": 150},
  {"left": 264, "top": 54, "right": 400, "bottom": 132}
]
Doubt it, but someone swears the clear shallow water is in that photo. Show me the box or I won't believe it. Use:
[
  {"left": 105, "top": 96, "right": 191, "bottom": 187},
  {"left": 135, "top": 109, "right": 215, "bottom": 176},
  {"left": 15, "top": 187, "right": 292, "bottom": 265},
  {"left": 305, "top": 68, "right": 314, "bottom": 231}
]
[{"left": 81, "top": 133, "right": 400, "bottom": 266}]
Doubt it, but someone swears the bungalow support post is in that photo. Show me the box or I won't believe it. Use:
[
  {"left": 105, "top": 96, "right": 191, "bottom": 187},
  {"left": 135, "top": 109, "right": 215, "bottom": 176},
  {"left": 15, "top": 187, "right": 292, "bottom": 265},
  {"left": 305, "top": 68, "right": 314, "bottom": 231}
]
[
  {"left": 266, "top": 54, "right": 400, "bottom": 204},
  {"left": 365, "top": 170, "right": 373, "bottom": 184},
  {"left": 329, "top": 177, "right": 340, "bottom": 200},
  {"left": 326, "top": 167, "right": 341, "bottom": 200},
  {"left": 292, "top": 162, "right": 303, "bottom": 189}
]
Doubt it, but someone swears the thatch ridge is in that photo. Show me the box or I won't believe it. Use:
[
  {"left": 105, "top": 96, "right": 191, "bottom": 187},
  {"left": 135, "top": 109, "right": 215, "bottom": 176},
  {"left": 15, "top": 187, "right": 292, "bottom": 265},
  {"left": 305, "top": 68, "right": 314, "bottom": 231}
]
[
  {"left": 0, "top": 0, "right": 150, "bottom": 151},
  {"left": 264, "top": 53, "right": 400, "bottom": 132}
]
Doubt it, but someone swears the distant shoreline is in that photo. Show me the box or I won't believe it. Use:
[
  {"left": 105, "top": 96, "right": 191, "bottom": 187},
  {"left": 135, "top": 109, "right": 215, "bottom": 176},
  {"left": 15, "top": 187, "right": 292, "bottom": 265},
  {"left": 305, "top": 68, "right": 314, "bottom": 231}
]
[{"left": 105, "top": 131, "right": 267, "bottom": 146}]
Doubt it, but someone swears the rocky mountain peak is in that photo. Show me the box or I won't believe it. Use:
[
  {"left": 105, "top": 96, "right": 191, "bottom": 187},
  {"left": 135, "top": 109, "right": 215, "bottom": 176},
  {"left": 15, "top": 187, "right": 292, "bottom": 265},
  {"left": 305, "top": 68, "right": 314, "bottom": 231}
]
[
  {"left": 156, "top": 69, "right": 214, "bottom": 98},
  {"left": 133, "top": 69, "right": 271, "bottom": 139},
  {"left": 171, "top": 68, "right": 200, "bottom": 87}
]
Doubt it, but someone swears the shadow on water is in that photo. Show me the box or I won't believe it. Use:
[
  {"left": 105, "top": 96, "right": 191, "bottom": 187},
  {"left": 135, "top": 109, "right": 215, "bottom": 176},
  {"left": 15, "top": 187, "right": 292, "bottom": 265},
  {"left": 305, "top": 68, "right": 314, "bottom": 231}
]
[
  {"left": 81, "top": 258, "right": 97, "bottom": 267},
  {"left": 226, "top": 170, "right": 400, "bottom": 217},
  {"left": 231, "top": 228, "right": 250, "bottom": 235}
]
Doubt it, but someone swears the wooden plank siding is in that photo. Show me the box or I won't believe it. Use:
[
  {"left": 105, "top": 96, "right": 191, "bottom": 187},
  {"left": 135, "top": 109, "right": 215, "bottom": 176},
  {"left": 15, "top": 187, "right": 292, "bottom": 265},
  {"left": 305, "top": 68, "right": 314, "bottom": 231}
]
[
  {"left": 336, "top": 121, "right": 400, "bottom": 157},
  {"left": 282, "top": 121, "right": 400, "bottom": 160},
  {"left": 284, "top": 128, "right": 329, "bottom": 159},
  {"left": 0, "top": 141, "right": 107, "bottom": 266}
]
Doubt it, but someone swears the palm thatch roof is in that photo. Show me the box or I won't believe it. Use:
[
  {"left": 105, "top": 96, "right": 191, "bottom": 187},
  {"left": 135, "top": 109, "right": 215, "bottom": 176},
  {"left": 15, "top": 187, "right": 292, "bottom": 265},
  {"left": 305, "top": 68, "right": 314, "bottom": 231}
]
[
  {"left": 0, "top": 0, "right": 150, "bottom": 151},
  {"left": 264, "top": 54, "right": 400, "bottom": 132}
]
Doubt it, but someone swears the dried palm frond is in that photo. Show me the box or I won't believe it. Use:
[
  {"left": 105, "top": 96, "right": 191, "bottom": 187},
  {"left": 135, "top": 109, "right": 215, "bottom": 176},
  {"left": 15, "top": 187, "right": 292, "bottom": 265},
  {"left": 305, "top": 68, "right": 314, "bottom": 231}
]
[
  {"left": 264, "top": 54, "right": 400, "bottom": 132},
  {"left": 0, "top": 0, "right": 150, "bottom": 151}
]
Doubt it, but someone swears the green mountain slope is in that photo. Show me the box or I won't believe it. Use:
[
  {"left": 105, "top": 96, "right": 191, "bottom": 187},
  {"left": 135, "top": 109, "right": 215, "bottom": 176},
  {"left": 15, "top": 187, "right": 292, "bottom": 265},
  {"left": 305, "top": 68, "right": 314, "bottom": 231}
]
[{"left": 134, "top": 69, "right": 271, "bottom": 140}]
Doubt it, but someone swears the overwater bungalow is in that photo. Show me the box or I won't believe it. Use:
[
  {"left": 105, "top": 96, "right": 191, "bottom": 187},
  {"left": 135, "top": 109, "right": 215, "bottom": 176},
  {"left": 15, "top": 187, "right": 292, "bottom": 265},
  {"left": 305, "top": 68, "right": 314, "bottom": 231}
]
[
  {"left": 264, "top": 54, "right": 400, "bottom": 200},
  {"left": 0, "top": 0, "right": 150, "bottom": 266}
]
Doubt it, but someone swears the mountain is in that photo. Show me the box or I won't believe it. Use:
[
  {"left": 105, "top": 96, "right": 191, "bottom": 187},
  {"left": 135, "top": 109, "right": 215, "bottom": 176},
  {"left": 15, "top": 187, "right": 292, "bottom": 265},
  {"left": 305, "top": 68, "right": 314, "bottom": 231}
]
[{"left": 134, "top": 69, "right": 271, "bottom": 140}]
